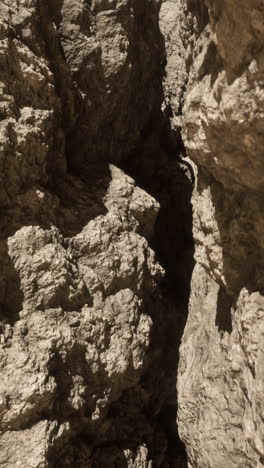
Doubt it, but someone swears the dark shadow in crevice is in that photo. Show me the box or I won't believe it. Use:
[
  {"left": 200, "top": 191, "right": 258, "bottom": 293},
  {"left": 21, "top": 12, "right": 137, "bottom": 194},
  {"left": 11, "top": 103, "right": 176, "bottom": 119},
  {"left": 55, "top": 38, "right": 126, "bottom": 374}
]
[
  {"left": 38, "top": 0, "right": 165, "bottom": 172},
  {"left": 158, "top": 404, "right": 187, "bottom": 465},
  {"left": 0, "top": 165, "right": 111, "bottom": 241},
  {"left": 0, "top": 240, "right": 23, "bottom": 329},
  {"left": 215, "top": 286, "right": 233, "bottom": 333},
  {"left": 187, "top": 0, "right": 209, "bottom": 35},
  {"left": 121, "top": 109, "right": 195, "bottom": 466},
  {"left": 198, "top": 40, "right": 224, "bottom": 87},
  {"left": 46, "top": 343, "right": 111, "bottom": 467},
  {"left": 52, "top": 437, "right": 130, "bottom": 468},
  {"left": 46, "top": 163, "right": 111, "bottom": 237}
]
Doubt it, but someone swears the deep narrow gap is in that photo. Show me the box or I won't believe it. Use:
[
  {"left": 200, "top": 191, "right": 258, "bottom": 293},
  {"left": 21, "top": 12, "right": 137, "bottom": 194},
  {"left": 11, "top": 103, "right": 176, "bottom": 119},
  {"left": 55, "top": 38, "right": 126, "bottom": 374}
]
[{"left": 120, "top": 113, "right": 195, "bottom": 466}]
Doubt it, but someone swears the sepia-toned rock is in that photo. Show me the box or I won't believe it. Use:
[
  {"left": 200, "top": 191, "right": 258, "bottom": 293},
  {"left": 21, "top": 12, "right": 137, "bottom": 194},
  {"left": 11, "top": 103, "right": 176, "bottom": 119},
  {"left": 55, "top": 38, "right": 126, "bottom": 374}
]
[{"left": 0, "top": 0, "right": 263, "bottom": 467}]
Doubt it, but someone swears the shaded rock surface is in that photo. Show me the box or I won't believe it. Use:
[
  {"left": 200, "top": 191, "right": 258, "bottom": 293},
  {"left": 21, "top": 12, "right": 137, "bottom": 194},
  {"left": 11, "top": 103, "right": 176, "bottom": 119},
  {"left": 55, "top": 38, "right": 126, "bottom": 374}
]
[
  {"left": 1, "top": 0, "right": 263, "bottom": 466},
  {"left": 0, "top": 162, "right": 164, "bottom": 467},
  {"left": 172, "top": 1, "right": 264, "bottom": 467},
  {"left": 0, "top": 0, "right": 193, "bottom": 467}
]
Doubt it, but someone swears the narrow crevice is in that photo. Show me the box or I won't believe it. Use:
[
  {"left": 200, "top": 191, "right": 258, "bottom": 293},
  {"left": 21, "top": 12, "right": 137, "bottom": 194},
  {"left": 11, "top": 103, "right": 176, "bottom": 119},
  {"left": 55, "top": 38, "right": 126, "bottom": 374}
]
[
  {"left": 215, "top": 286, "right": 233, "bottom": 333},
  {"left": 120, "top": 113, "right": 195, "bottom": 466}
]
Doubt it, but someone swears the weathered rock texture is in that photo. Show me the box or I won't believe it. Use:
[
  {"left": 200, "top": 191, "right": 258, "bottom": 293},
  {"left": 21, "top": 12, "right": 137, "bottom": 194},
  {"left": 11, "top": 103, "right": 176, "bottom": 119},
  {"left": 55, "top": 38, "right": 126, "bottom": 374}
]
[
  {"left": 0, "top": 0, "right": 193, "bottom": 466},
  {"left": 173, "top": 1, "right": 264, "bottom": 467},
  {"left": 1, "top": 0, "right": 263, "bottom": 466}
]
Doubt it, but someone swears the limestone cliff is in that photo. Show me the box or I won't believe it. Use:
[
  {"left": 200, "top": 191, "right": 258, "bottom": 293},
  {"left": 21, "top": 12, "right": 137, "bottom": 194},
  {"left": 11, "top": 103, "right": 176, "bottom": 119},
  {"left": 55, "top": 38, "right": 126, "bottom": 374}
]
[{"left": 0, "top": 0, "right": 263, "bottom": 467}]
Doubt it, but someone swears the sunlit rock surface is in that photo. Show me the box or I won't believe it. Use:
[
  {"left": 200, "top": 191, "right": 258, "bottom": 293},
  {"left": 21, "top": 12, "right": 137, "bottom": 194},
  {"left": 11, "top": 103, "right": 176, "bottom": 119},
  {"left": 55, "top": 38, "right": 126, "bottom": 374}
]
[{"left": 175, "top": 1, "right": 264, "bottom": 467}]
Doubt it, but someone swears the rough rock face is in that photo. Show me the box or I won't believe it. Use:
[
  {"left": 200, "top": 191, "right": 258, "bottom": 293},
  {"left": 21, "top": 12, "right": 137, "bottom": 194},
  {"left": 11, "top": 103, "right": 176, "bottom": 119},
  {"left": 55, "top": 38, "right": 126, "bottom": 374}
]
[
  {"left": 0, "top": 0, "right": 193, "bottom": 466},
  {"left": 1, "top": 0, "right": 263, "bottom": 466},
  {"left": 0, "top": 0, "right": 163, "bottom": 188},
  {"left": 174, "top": 1, "right": 264, "bottom": 467},
  {"left": 0, "top": 164, "right": 165, "bottom": 467}
]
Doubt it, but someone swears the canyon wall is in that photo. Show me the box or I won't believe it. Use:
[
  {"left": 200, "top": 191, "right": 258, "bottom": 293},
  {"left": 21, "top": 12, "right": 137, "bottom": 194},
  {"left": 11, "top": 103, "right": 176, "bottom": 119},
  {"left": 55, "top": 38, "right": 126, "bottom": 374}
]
[
  {"left": 173, "top": 1, "right": 264, "bottom": 467},
  {"left": 0, "top": 0, "right": 190, "bottom": 466},
  {"left": 0, "top": 0, "right": 263, "bottom": 467}
]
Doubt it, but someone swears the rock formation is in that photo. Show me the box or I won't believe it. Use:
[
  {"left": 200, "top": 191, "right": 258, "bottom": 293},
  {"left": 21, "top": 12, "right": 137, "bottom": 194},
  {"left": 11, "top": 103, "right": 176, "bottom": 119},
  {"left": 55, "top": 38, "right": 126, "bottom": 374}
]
[
  {"left": 0, "top": 0, "right": 191, "bottom": 466},
  {"left": 0, "top": 0, "right": 263, "bottom": 466},
  {"left": 173, "top": 1, "right": 264, "bottom": 467}
]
